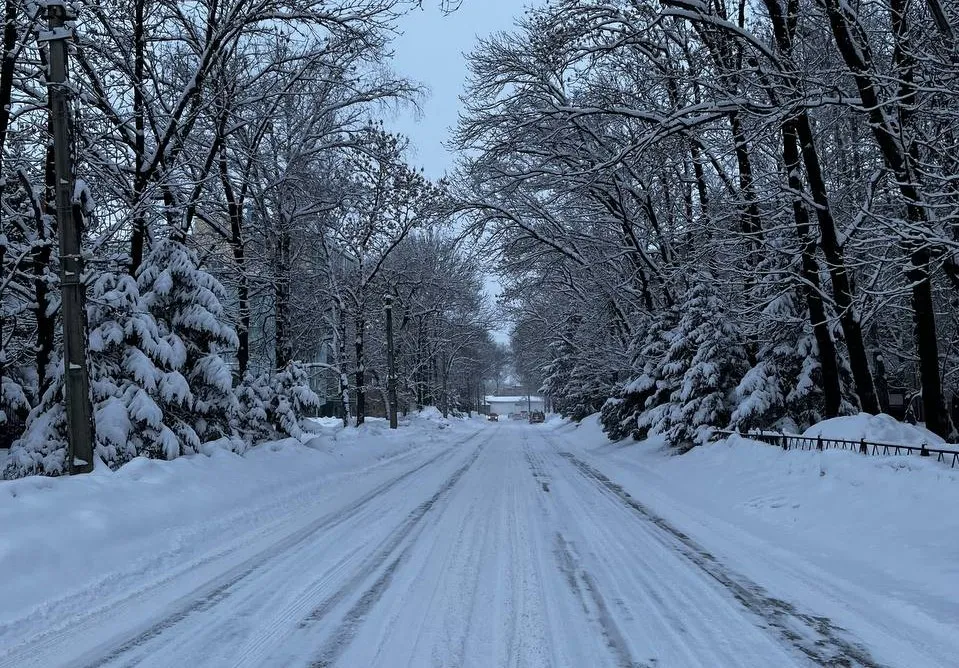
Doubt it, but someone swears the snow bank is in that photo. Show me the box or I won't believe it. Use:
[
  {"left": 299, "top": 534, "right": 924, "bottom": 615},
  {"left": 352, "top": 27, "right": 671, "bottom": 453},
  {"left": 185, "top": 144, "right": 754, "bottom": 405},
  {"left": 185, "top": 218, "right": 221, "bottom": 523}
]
[
  {"left": 557, "top": 416, "right": 959, "bottom": 667},
  {"left": 801, "top": 412, "right": 946, "bottom": 446},
  {"left": 547, "top": 411, "right": 606, "bottom": 440},
  {"left": 0, "top": 415, "right": 481, "bottom": 635}
]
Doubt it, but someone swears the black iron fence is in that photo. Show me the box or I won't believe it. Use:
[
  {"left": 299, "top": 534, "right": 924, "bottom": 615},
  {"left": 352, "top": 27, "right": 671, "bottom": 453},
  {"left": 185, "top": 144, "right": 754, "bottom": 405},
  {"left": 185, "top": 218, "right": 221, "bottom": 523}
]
[{"left": 712, "top": 429, "right": 959, "bottom": 469}]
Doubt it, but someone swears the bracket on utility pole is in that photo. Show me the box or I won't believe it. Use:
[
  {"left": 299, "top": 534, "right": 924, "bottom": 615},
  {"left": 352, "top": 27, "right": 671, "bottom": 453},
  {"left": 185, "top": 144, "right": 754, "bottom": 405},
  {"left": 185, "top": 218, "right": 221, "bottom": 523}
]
[{"left": 42, "top": 0, "right": 96, "bottom": 474}]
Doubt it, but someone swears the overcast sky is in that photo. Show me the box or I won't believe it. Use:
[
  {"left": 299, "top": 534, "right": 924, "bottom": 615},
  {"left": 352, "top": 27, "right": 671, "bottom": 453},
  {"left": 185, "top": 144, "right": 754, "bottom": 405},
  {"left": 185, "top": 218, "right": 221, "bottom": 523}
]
[
  {"left": 386, "top": 1, "right": 527, "bottom": 180},
  {"left": 386, "top": 1, "right": 530, "bottom": 344}
]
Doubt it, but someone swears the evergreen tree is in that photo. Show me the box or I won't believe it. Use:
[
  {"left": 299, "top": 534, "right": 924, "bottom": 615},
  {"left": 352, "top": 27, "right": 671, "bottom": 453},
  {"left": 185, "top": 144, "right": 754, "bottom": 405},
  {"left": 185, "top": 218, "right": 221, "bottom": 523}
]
[
  {"left": 137, "top": 239, "right": 239, "bottom": 455},
  {"left": 648, "top": 283, "right": 749, "bottom": 447},
  {"left": 86, "top": 269, "right": 178, "bottom": 466},
  {"left": 234, "top": 362, "right": 320, "bottom": 442},
  {"left": 2, "top": 354, "right": 68, "bottom": 477}
]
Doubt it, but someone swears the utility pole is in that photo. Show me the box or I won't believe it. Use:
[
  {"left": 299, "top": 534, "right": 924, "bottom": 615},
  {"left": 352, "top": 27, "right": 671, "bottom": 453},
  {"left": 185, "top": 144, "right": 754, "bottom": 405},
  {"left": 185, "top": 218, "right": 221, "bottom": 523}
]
[
  {"left": 40, "top": 1, "right": 95, "bottom": 474},
  {"left": 384, "top": 294, "right": 398, "bottom": 429}
]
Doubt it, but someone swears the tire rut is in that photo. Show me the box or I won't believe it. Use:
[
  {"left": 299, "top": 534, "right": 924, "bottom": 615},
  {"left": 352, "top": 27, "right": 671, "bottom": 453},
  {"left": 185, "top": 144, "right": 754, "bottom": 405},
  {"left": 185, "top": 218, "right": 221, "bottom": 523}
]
[
  {"left": 64, "top": 430, "right": 487, "bottom": 668},
  {"left": 553, "top": 532, "right": 644, "bottom": 668},
  {"left": 306, "top": 436, "right": 488, "bottom": 667},
  {"left": 553, "top": 444, "right": 885, "bottom": 668}
]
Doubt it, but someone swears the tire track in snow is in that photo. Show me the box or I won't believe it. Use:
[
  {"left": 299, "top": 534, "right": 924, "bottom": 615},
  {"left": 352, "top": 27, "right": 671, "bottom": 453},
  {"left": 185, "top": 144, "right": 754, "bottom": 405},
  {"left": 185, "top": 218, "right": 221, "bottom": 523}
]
[
  {"left": 553, "top": 444, "right": 885, "bottom": 668},
  {"left": 552, "top": 532, "right": 644, "bottom": 668},
  {"left": 523, "top": 437, "right": 646, "bottom": 668},
  {"left": 305, "top": 435, "right": 489, "bottom": 668},
  {"left": 51, "top": 429, "right": 488, "bottom": 668}
]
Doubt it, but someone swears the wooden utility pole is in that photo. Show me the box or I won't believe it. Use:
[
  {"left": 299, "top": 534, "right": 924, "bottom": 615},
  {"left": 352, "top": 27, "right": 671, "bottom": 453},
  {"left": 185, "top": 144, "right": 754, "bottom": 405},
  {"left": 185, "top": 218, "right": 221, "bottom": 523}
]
[
  {"left": 384, "top": 294, "right": 398, "bottom": 429},
  {"left": 40, "top": 1, "right": 95, "bottom": 473}
]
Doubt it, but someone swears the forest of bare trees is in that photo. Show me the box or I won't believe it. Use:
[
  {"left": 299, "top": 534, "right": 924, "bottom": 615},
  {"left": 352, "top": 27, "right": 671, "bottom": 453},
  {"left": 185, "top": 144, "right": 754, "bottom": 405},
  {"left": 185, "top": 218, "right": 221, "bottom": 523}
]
[
  {"left": 3, "top": 0, "right": 957, "bottom": 476},
  {"left": 0, "top": 0, "right": 499, "bottom": 477},
  {"left": 456, "top": 0, "right": 959, "bottom": 445}
]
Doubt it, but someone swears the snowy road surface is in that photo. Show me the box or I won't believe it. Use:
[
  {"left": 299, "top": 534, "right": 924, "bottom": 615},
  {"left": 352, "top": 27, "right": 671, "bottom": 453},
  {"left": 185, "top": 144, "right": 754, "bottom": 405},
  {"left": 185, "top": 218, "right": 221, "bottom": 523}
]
[{"left": 0, "top": 423, "right": 942, "bottom": 667}]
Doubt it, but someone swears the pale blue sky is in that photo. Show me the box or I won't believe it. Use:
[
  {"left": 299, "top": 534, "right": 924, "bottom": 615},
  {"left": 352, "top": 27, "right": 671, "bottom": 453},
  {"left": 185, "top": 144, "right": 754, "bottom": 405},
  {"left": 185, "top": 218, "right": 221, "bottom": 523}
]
[
  {"left": 387, "top": 1, "right": 528, "bottom": 180},
  {"left": 387, "top": 1, "right": 529, "bottom": 343}
]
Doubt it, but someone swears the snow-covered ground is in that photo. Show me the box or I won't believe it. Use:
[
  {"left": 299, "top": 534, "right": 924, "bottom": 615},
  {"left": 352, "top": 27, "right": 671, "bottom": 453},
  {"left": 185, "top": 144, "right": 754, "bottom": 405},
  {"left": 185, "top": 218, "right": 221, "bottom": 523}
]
[
  {"left": 553, "top": 413, "right": 959, "bottom": 667},
  {"left": 1, "top": 411, "right": 956, "bottom": 667}
]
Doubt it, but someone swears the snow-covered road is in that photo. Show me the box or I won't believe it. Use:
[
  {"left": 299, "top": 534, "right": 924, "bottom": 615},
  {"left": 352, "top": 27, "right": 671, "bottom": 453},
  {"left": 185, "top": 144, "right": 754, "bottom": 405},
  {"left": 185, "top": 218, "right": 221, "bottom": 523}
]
[{"left": 0, "top": 423, "right": 926, "bottom": 667}]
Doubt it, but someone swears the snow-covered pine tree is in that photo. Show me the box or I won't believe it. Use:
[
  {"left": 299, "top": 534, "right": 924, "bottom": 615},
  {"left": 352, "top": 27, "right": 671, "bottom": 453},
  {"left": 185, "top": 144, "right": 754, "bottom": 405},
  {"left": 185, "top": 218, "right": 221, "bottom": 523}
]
[
  {"left": 234, "top": 371, "right": 275, "bottom": 443},
  {"left": 2, "top": 353, "right": 67, "bottom": 477},
  {"left": 730, "top": 250, "right": 826, "bottom": 433},
  {"left": 234, "top": 362, "right": 320, "bottom": 442},
  {"left": 0, "top": 370, "right": 29, "bottom": 430},
  {"left": 86, "top": 269, "right": 184, "bottom": 466},
  {"left": 731, "top": 252, "right": 858, "bottom": 433},
  {"left": 609, "top": 308, "right": 677, "bottom": 441},
  {"left": 542, "top": 336, "right": 608, "bottom": 422},
  {"left": 732, "top": 297, "right": 827, "bottom": 434},
  {"left": 272, "top": 362, "right": 321, "bottom": 439},
  {"left": 2, "top": 248, "right": 65, "bottom": 477},
  {"left": 647, "top": 282, "right": 750, "bottom": 448},
  {"left": 137, "top": 238, "right": 239, "bottom": 455}
]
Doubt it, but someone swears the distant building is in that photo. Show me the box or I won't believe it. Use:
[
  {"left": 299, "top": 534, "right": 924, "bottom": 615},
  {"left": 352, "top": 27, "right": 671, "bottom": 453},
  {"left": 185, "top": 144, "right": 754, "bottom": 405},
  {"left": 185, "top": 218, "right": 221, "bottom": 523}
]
[{"left": 484, "top": 395, "right": 545, "bottom": 415}]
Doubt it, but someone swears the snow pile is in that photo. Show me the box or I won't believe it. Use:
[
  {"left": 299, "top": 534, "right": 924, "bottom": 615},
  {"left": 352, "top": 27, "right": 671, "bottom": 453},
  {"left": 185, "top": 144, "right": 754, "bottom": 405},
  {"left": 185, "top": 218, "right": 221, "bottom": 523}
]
[
  {"left": 0, "top": 416, "right": 482, "bottom": 639},
  {"left": 801, "top": 412, "right": 946, "bottom": 446},
  {"left": 555, "top": 416, "right": 959, "bottom": 665}
]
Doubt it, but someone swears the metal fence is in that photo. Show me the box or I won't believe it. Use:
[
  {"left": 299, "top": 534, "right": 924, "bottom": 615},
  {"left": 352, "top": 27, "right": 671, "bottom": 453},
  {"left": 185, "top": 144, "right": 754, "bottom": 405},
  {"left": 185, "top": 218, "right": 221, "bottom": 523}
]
[{"left": 712, "top": 429, "right": 959, "bottom": 469}]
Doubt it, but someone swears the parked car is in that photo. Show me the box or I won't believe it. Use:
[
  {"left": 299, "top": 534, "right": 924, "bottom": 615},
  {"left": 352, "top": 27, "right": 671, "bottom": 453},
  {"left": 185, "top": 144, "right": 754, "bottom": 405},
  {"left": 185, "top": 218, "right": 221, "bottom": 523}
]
[
  {"left": 529, "top": 411, "right": 545, "bottom": 424},
  {"left": 487, "top": 413, "right": 499, "bottom": 422},
  {"left": 510, "top": 412, "right": 527, "bottom": 421}
]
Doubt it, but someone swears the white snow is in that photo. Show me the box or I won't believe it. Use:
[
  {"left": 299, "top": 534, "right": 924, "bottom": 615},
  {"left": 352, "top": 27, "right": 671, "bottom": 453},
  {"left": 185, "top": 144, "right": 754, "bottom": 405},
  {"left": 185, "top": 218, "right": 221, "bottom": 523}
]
[
  {"left": 0, "top": 412, "right": 483, "bottom": 663},
  {"left": 1, "top": 412, "right": 955, "bottom": 667},
  {"left": 800, "top": 411, "right": 946, "bottom": 445},
  {"left": 552, "top": 413, "right": 959, "bottom": 667}
]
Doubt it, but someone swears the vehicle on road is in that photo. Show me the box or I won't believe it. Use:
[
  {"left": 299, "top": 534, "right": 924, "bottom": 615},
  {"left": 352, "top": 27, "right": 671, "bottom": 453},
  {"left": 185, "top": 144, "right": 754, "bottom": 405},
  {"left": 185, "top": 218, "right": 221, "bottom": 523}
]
[
  {"left": 487, "top": 413, "right": 499, "bottom": 422},
  {"left": 529, "top": 411, "right": 545, "bottom": 424}
]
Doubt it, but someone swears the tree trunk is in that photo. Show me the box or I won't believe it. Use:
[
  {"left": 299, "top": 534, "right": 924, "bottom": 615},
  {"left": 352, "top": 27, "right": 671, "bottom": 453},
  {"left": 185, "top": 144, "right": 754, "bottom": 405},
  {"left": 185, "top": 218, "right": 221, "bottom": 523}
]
[
  {"left": 792, "top": 113, "right": 879, "bottom": 415},
  {"left": 354, "top": 314, "right": 365, "bottom": 425},
  {"left": 441, "top": 359, "right": 449, "bottom": 418},
  {"left": 129, "top": 0, "right": 147, "bottom": 274},
  {"left": 337, "top": 310, "right": 351, "bottom": 427},
  {"left": 34, "top": 142, "right": 56, "bottom": 395},
  {"left": 385, "top": 296, "right": 397, "bottom": 429},
  {"left": 729, "top": 112, "right": 764, "bottom": 251},
  {"left": 762, "top": 0, "right": 880, "bottom": 415},
  {"left": 274, "top": 216, "right": 292, "bottom": 370},
  {"left": 219, "top": 148, "right": 249, "bottom": 376},
  {"left": 820, "top": 0, "right": 949, "bottom": 435},
  {"left": 782, "top": 121, "right": 842, "bottom": 417},
  {"left": 0, "top": 0, "right": 18, "bottom": 402}
]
